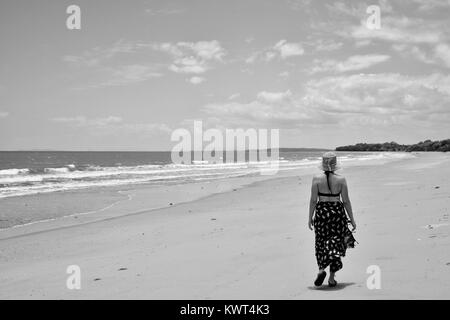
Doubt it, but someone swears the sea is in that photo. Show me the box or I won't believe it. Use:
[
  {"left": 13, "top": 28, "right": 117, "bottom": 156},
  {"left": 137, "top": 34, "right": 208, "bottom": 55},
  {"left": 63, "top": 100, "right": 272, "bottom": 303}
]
[{"left": 0, "top": 151, "right": 413, "bottom": 199}]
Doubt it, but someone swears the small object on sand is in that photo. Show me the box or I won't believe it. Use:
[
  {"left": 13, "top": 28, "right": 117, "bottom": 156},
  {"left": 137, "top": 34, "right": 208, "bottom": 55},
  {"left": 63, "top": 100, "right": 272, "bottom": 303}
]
[
  {"left": 427, "top": 224, "right": 433, "bottom": 229},
  {"left": 446, "top": 262, "right": 450, "bottom": 266},
  {"left": 211, "top": 218, "right": 216, "bottom": 221},
  {"left": 233, "top": 189, "right": 237, "bottom": 191},
  {"left": 435, "top": 186, "right": 440, "bottom": 189},
  {"left": 118, "top": 267, "right": 128, "bottom": 271},
  {"left": 94, "top": 278, "right": 101, "bottom": 281},
  {"left": 169, "top": 202, "right": 173, "bottom": 206}
]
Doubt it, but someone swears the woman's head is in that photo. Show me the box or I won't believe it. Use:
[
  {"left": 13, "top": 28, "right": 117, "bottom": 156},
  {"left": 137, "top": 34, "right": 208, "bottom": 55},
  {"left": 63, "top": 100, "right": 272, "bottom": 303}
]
[{"left": 320, "top": 152, "right": 340, "bottom": 172}]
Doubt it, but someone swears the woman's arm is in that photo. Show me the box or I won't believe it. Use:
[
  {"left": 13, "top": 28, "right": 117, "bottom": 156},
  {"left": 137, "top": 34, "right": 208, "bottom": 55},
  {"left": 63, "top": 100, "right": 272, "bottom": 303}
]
[
  {"left": 341, "top": 178, "right": 356, "bottom": 230},
  {"left": 308, "top": 177, "right": 318, "bottom": 230}
]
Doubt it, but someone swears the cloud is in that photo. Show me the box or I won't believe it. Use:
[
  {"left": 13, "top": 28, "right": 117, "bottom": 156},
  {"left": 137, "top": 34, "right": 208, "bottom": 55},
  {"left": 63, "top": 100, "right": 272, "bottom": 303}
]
[
  {"left": 391, "top": 42, "right": 450, "bottom": 68},
  {"left": 228, "top": 93, "right": 241, "bottom": 100},
  {"left": 345, "top": 16, "right": 445, "bottom": 45},
  {"left": 94, "top": 65, "right": 163, "bottom": 88},
  {"left": 63, "top": 40, "right": 164, "bottom": 89},
  {"left": 246, "top": 40, "right": 304, "bottom": 63},
  {"left": 201, "top": 73, "right": 450, "bottom": 128},
  {"left": 51, "top": 116, "right": 171, "bottom": 135},
  {"left": 63, "top": 40, "right": 225, "bottom": 88},
  {"left": 392, "top": 44, "right": 436, "bottom": 64},
  {"left": 188, "top": 76, "right": 206, "bottom": 85},
  {"left": 309, "top": 39, "right": 343, "bottom": 52},
  {"left": 279, "top": 71, "right": 290, "bottom": 78},
  {"left": 273, "top": 40, "right": 305, "bottom": 59},
  {"left": 154, "top": 40, "right": 226, "bottom": 74},
  {"left": 434, "top": 43, "right": 450, "bottom": 68},
  {"left": 0, "top": 111, "right": 9, "bottom": 118},
  {"left": 145, "top": 7, "right": 185, "bottom": 15},
  {"left": 63, "top": 40, "right": 138, "bottom": 67},
  {"left": 311, "top": 54, "right": 391, "bottom": 73},
  {"left": 51, "top": 116, "right": 123, "bottom": 127},
  {"left": 257, "top": 90, "right": 292, "bottom": 103},
  {"left": 301, "top": 73, "right": 450, "bottom": 125},
  {"left": 410, "top": 0, "right": 450, "bottom": 11}
]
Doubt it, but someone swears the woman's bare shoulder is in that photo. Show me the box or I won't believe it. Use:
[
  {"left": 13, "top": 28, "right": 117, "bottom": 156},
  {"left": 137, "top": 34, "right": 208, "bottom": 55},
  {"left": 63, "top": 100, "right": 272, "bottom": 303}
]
[
  {"left": 335, "top": 174, "right": 347, "bottom": 183},
  {"left": 312, "top": 173, "right": 324, "bottom": 181}
]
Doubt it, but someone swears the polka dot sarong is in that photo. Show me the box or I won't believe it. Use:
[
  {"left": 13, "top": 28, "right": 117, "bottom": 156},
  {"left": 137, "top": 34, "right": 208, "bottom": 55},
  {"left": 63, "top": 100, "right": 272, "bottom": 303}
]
[{"left": 313, "top": 201, "right": 356, "bottom": 272}]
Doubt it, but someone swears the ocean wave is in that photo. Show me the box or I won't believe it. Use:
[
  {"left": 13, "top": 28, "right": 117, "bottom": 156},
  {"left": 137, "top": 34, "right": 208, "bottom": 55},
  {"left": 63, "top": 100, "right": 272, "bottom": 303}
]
[
  {"left": 0, "top": 152, "right": 415, "bottom": 199},
  {"left": 0, "top": 168, "right": 30, "bottom": 176}
]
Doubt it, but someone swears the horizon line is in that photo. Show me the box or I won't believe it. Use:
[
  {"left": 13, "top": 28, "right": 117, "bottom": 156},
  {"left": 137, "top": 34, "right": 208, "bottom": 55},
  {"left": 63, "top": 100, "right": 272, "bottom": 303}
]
[{"left": 0, "top": 147, "right": 333, "bottom": 152}]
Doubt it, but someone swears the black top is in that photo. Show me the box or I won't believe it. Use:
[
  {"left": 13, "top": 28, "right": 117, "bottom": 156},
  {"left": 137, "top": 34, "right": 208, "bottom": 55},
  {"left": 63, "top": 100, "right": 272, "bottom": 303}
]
[
  {"left": 319, "top": 171, "right": 341, "bottom": 197},
  {"left": 318, "top": 191, "right": 341, "bottom": 197}
]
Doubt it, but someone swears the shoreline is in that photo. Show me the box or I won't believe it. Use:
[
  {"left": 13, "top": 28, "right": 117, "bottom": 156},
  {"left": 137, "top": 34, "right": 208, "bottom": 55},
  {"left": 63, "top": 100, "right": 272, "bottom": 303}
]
[{"left": 0, "top": 153, "right": 413, "bottom": 238}]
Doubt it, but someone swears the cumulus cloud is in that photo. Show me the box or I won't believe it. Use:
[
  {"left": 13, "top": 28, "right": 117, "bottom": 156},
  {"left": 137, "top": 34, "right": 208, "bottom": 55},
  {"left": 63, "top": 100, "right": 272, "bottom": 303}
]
[
  {"left": 63, "top": 40, "right": 164, "bottom": 89},
  {"left": 201, "top": 73, "right": 450, "bottom": 128},
  {"left": 273, "top": 40, "right": 304, "bottom": 59},
  {"left": 246, "top": 40, "right": 304, "bottom": 63},
  {"left": 228, "top": 93, "right": 241, "bottom": 100},
  {"left": 311, "top": 54, "right": 391, "bottom": 73},
  {"left": 410, "top": 0, "right": 450, "bottom": 11},
  {"left": 257, "top": 90, "right": 292, "bottom": 103},
  {"left": 391, "top": 42, "right": 450, "bottom": 68},
  {"left": 188, "top": 76, "right": 206, "bottom": 85},
  {"left": 434, "top": 43, "right": 450, "bottom": 68},
  {"left": 349, "top": 19, "right": 442, "bottom": 45},
  {"left": 155, "top": 40, "right": 226, "bottom": 74},
  {"left": 63, "top": 40, "right": 225, "bottom": 88}
]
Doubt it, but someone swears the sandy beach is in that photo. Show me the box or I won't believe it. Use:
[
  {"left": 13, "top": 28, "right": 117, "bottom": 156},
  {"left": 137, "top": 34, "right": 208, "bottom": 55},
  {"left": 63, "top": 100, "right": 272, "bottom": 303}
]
[{"left": 0, "top": 152, "right": 449, "bottom": 299}]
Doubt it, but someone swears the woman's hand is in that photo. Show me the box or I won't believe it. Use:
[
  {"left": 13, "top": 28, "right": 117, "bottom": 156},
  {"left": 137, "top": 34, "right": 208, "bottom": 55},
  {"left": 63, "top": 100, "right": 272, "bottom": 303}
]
[{"left": 308, "top": 218, "right": 314, "bottom": 231}]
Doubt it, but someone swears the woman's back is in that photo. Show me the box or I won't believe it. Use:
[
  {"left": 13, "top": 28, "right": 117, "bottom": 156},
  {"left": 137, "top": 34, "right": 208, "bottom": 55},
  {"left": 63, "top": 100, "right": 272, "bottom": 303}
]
[{"left": 315, "top": 173, "right": 343, "bottom": 196}]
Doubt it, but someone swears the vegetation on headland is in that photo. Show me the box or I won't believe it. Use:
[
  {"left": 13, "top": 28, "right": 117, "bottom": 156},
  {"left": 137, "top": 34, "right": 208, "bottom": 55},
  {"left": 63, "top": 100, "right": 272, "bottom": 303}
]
[{"left": 335, "top": 139, "right": 450, "bottom": 152}]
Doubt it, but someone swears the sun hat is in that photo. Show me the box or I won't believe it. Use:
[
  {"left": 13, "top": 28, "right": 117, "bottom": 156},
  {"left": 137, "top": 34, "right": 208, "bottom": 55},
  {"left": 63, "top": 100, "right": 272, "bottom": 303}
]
[{"left": 319, "top": 151, "right": 341, "bottom": 172}]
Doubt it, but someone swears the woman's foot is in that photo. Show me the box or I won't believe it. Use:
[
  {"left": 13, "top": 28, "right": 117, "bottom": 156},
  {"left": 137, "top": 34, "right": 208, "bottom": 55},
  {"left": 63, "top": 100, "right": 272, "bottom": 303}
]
[
  {"left": 314, "top": 270, "right": 327, "bottom": 286},
  {"left": 328, "top": 272, "right": 337, "bottom": 287},
  {"left": 328, "top": 279, "right": 337, "bottom": 287}
]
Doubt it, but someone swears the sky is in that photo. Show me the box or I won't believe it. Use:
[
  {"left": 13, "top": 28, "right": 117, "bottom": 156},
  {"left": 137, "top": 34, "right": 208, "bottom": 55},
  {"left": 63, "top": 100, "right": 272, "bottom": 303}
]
[{"left": 0, "top": 0, "right": 449, "bottom": 151}]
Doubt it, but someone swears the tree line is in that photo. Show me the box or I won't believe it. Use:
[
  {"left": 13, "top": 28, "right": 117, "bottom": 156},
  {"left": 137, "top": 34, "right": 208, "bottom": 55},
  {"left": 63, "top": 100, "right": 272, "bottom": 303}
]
[{"left": 335, "top": 139, "right": 450, "bottom": 152}]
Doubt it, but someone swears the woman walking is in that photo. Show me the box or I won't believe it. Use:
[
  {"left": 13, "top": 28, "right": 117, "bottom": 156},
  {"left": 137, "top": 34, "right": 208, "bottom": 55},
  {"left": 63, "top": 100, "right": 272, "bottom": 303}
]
[{"left": 308, "top": 152, "right": 357, "bottom": 287}]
